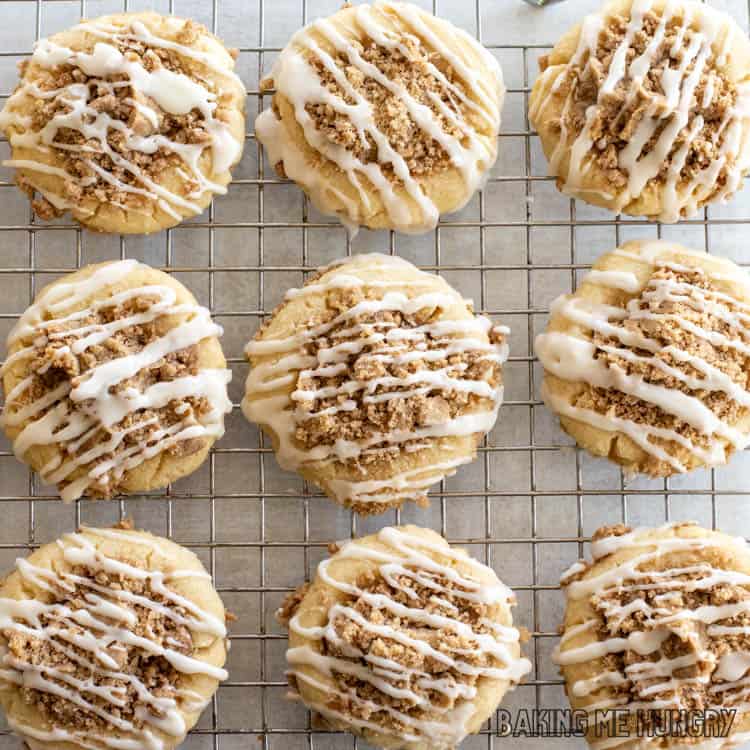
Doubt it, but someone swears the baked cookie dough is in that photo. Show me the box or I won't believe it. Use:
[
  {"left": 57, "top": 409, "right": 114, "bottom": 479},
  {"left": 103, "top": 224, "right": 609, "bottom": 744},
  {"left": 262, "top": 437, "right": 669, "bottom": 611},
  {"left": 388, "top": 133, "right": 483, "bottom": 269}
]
[
  {"left": 0, "top": 523, "right": 228, "bottom": 750},
  {"left": 0, "top": 12, "right": 246, "bottom": 233},
  {"left": 278, "top": 525, "right": 530, "bottom": 750},
  {"left": 557, "top": 522, "right": 750, "bottom": 749},
  {"left": 529, "top": 0, "right": 750, "bottom": 222},
  {"left": 255, "top": 1, "right": 503, "bottom": 233},
  {"left": 535, "top": 239, "right": 750, "bottom": 478},
  {"left": 242, "top": 253, "right": 508, "bottom": 514},
  {"left": 1, "top": 259, "right": 232, "bottom": 501}
]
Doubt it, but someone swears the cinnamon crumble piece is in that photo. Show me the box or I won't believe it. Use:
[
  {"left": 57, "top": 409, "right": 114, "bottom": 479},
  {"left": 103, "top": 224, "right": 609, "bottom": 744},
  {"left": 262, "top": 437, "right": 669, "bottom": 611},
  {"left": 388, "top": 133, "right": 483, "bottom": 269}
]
[
  {"left": 276, "top": 582, "right": 311, "bottom": 626},
  {"left": 31, "top": 194, "right": 65, "bottom": 221}
]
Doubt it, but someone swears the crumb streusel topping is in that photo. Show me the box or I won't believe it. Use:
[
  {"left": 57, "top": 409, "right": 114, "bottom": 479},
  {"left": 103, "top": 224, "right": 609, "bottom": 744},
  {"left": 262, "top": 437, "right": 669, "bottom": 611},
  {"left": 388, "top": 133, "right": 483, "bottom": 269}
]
[
  {"left": 254, "top": 0, "right": 504, "bottom": 232},
  {"left": 0, "top": 526, "right": 227, "bottom": 750},
  {"left": 303, "top": 36, "right": 474, "bottom": 179},
  {"left": 243, "top": 254, "right": 508, "bottom": 513},
  {"left": 536, "top": 243, "right": 750, "bottom": 476},
  {"left": 530, "top": 0, "right": 750, "bottom": 221},
  {"left": 557, "top": 523, "right": 750, "bottom": 746},
  {"left": 0, "top": 260, "right": 231, "bottom": 501},
  {"left": 0, "top": 15, "right": 242, "bottom": 222},
  {"left": 279, "top": 527, "right": 530, "bottom": 749}
]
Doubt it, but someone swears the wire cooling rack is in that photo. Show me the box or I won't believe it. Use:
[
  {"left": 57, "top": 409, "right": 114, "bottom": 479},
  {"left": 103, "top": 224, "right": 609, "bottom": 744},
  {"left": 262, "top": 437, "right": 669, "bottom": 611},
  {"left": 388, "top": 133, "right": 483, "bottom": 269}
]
[{"left": 2, "top": 0, "right": 750, "bottom": 748}]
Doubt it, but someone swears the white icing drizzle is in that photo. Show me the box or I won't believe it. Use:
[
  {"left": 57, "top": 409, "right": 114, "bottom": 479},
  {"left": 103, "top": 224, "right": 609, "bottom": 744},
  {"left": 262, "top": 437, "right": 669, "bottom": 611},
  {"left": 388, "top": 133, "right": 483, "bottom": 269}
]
[
  {"left": 287, "top": 527, "right": 530, "bottom": 748},
  {"left": 255, "top": 0, "right": 503, "bottom": 233},
  {"left": 0, "top": 527, "right": 227, "bottom": 750},
  {"left": 0, "top": 16, "right": 243, "bottom": 222},
  {"left": 1, "top": 260, "right": 232, "bottom": 501},
  {"left": 583, "top": 270, "right": 642, "bottom": 294},
  {"left": 535, "top": 242, "right": 750, "bottom": 474},
  {"left": 242, "top": 254, "right": 507, "bottom": 508},
  {"left": 555, "top": 523, "right": 750, "bottom": 750},
  {"left": 530, "top": 0, "right": 750, "bottom": 221}
]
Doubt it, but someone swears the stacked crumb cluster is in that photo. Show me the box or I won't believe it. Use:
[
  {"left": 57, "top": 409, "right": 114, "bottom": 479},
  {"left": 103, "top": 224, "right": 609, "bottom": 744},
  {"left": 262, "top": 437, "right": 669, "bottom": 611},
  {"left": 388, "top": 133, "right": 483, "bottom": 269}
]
[{"left": 3, "top": 1, "right": 750, "bottom": 750}]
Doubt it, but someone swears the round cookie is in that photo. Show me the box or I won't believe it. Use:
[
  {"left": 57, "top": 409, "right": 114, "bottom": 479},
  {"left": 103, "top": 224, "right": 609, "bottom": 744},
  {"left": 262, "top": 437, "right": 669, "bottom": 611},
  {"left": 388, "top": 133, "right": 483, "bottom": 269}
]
[
  {"left": 255, "top": 1, "right": 503, "bottom": 233},
  {"left": 535, "top": 239, "right": 750, "bottom": 478},
  {"left": 0, "top": 524, "right": 228, "bottom": 750},
  {"left": 0, "top": 12, "right": 246, "bottom": 233},
  {"left": 556, "top": 522, "right": 750, "bottom": 749},
  {"left": 278, "top": 525, "right": 531, "bottom": 750},
  {"left": 1, "top": 259, "right": 232, "bottom": 501},
  {"left": 528, "top": 0, "right": 750, "bottom": 222},
  {"left": 242, "top": 253, "right": 508, "bottom": 514}
]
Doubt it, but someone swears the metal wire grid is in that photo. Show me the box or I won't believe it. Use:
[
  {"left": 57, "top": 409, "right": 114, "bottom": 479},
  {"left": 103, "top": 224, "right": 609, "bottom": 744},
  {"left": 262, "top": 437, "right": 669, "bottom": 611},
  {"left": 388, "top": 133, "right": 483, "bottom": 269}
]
[{"left": 0, "top": 0, "right": 749, "bottom": 748}]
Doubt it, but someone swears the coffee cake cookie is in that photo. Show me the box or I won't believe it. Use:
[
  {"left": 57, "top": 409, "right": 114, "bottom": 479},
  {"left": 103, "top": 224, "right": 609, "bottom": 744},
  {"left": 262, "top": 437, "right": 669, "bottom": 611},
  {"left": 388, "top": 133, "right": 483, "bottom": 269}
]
[
  {"left": 0, "top": 12, "right": 245, "bottom": 233},
  {"left": 557, "top": 522, "right": 750, "bottom": 749},
  {"left": 278, "top": 525, "right": 530, "bottom": 750},
  {"left": 242, "top": 253, "right": 508, "bottom": 514},
  {"left": 255, "top": 1, "right": 503, "bottom": 233},
  {"left": 529, "top": 0, "right": 750, "bottom": 222},
  {"left": 535, "top": 239, "right": 750, "bottom": 478},
  {"left": 0, "top": 523, "right": 228, "bottom": 750},
  {"left": 1, "top": 259, "right": 232, "bottom": 501}
]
